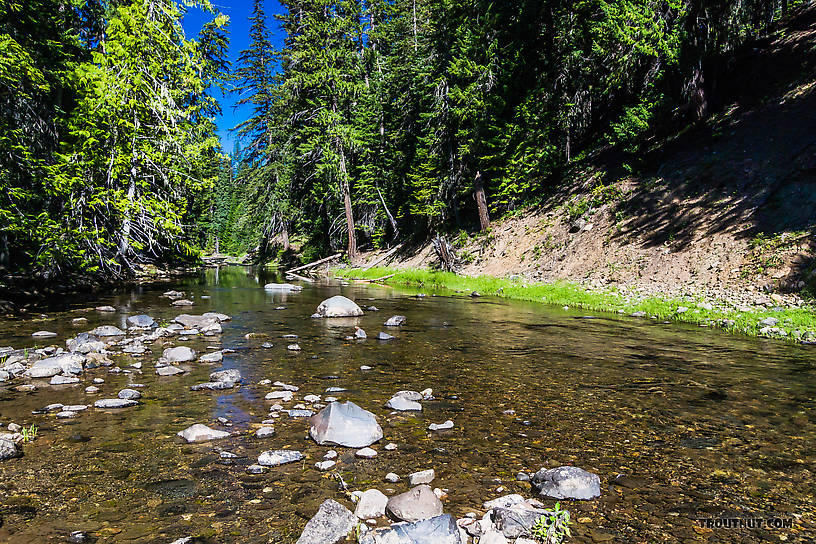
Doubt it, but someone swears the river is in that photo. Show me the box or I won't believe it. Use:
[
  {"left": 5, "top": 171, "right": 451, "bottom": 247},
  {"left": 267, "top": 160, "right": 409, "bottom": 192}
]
[{"left": 0, "top": 266, "right": 813, "bottom": 543}]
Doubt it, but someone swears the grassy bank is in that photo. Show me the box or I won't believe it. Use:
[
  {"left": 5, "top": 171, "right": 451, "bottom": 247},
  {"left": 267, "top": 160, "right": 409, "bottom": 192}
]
[{"left": 334, "top": 267, "right": 816, "bottom": 343}]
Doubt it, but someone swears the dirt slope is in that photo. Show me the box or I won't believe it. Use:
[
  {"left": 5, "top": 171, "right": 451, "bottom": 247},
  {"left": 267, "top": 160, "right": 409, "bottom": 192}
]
[{"left": 362, "top": 6, "right": 816, "bottom": 307}]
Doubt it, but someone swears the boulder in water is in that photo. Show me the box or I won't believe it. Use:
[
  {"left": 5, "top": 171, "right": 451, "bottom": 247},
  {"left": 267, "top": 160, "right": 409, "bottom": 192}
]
[
  {"left": 314, "top": 296, "right": 364, "bottom": 318},
  {"left": 386, "top": 485, "right": 443, "bottom": 522},
  {"left": 384, "top": 315, "right": 406, "bottom": 327},
  {"left": 264, "top": 283, "right": 303, "bottom": 292},
  {"left": 90, "top": 325, "right": 125, "bottom": 337},
  {"left": 295, "top": 499, "right": 356, "bottom": 544},
  {"left": 0, "top": 439, "right": 19, "bottom": 461},
  {"left": 530, "top": 465, "right": 601, "bottom": 500},
  {"left": 359, "top": 515, "right": 461, "bottom": 544},
  {"left": 309, "top": 401, "right": 382, "bottom": 448}
]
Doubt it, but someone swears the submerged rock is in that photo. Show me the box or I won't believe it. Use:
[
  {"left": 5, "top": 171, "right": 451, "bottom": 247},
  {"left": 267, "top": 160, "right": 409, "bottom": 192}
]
[
  {"left": 31, "top": 330, "right": 57, "bottom": 338},
  {"left": 314, "top": 296, "right": 364, "bottom": 318},
  {"left": 428, "top": 420, "right": 454, "bottom": 431},
  {"left": 491, "top": 507, "right": 558, "bottom": 539},
  {"left": 25, "top": 354, "right": 84, "bottom": 378},
  {"left": 531, "top": 465, "right": 601, "bottom": 500},
  {"left": 359, "top": 515, "right": 461, "bottom": 544},
  {"left": 258, "top": 449, "right": 303, "bottom": 466},
  {"left": 386, "top": 485, "right": 443, "bottom": 522},
  {"left": 156, "top": 366, "right": 185, "bottom": 376},
  {"left": 199, "top": 351, "right": 223, "bottom": 363},
  {"left": 94, "top": 398, "right": 138, "bottom": 409},
  {"left": 309, "top": 401, "right": 383, "bottom": 448},
  {"left": 118, "top": 388, "right": 141, "bottom": 400},
  {"left": 377, "top": 332, "right": 394, "bottom": 340},
  {"left": 264, "top": 283, "right": 303, "bottom": 292},
  {"left": 384, "top": 315, "right": 406, "bottom": 327},
  {"left": 386, "top": 396, "right": 422, "bottom": 411},
  {"left": 295, "top": 499, "right": 356, "bottom": 544},
  {"left": 50, "top": 375, "right": 79, "bottom": 385},
  {"left": 177, "top": 424, "right": 230, "bottom": 443}
]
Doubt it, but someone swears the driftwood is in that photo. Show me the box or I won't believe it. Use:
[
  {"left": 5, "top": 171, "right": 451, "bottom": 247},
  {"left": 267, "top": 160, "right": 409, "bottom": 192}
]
[
  {"left": 362, "top": 243, "right": 404, "bottom": 270},
  {"left": 432, "top": 236, "right": 458, "bottom": 272},
  {"left": 286, "top": 253, "right": 342, "bottom": 275}
]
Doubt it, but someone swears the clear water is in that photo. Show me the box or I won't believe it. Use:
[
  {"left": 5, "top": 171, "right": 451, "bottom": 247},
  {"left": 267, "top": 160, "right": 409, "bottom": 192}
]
[{"left": 0, "top": 266, "right": 814, "bottom": 543}]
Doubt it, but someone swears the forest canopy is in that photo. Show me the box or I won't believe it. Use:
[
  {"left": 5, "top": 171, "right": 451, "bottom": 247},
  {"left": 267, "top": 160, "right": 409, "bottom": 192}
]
[{"left": 0, "top": 0, "right": 806, "bottom": 282}]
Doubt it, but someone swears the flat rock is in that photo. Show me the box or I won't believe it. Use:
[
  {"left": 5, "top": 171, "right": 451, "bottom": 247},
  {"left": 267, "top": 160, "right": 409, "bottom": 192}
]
[
  {"left": 309, "top": 401, "right": 383, "bottom": 448},
  {"left": 94, "top": 398, "right": 138, "bottom": 409},
  {"left": 25, "top": 354, "right": 84, "bottom": 378},
  {"left": 315, "top": 295, "right": 364, "bottom": 318},
  {"left": 492, "top": 507, "right": 555, "bottom": 539},
  {"left": 177, "top": 424, "right": 230, "bottom": 443},
  {"left": 428, "top": 420, "right": 454, "bottom": 431},
  {"left": 295, "top": 499, "right": 356, "bottom": 544},
  {"left": 127, "top": 315, "right": 156, "bottom": 328},
  {"left": 531, "top": 466, "right": 601, "bottom": 500},
  {"left": 95, "top": 305, "right": 116, "bottom": 312},
  {"left": 483, "top": 494, "right": 525, "bottom": 510},
  {"left": 264, "top": 283, "right": 303, "bottom": 292},
  {"left": 172, "top": 299, "right": 194, "bottom": 306},
  {"left": 356, "top": 447, "right": 377, "bottom": 458},
  {"left": 199, "top": 351, "right": 223, "bottom": 363},
  {"left": 384, "top": 315, "right": 406, "bottom": 326},
  {"left": 256, "top": 426, "right": 275, "bottom": 438},
  {"left": 32, "top": 330, "right": 58, "bottom": 338},
  {"left": 360, "top": 514, "right": 461, "bottom": 544},
  {"left": 355, "top": 489, "right": 389, "bottom": 519},
  {"left": 386, "top": 485, "right": 443, "bottom": 522},
  {"left": 316, "top": 460, "right": 336, "bottom": 471},
  {"left": 386, "top": 396, "right": 422, "bottom": 411},
  {"left": 90, "top": 325, "right": 125, "bottom": 337},
  {"left": 202, "top": 312, "right": 231, "bottom": 322},
  {"left": 378, "top": 332, "right": 394, "bottom": 340},
  {"left": 408, "top": 469, "right": 435, "bottom": 486},
  {"left": 162, "top": 346, "right": 196, "bottom": 363},
  {"left": 211, "top": 369, "right": 241, "bottom": 384},
  {"left": 156, "top": 366, "right": 185, "bottom": 376},
  {"left": 258, "top": 449, "right": 303, "bottom": 467},
  {"left": 50, "top": 375, "right": 80, "bottom": 385}
]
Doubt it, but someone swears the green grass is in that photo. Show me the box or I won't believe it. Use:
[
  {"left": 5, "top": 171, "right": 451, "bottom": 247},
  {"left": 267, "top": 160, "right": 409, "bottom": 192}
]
[{"left": 334, "top": 267, "right": 816, "bottom": 342}]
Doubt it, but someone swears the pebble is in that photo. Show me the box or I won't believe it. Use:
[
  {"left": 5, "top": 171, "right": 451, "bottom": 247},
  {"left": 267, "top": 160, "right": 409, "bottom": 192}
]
[
  {"left": 324, "top": 450, "right": 338, "bottom": 460},
  {"left": 384, "top": 443, "right": 397, "bottom": 451},
  {"left": 287, "top": 344, "right": 301, "bottom": 351},
  {"left": 118, "top": 388, "right": 141, "bottom": 400},
  {"left": 356, "top": 447, "right": 377, "bottom": 458},
  {"left": 316, "top": 460, "right": 336, "bottom": 471},
  {"left": 256, "top": 426, "right": 275, "bottom": 438},
  {"left": 385, "top": 472, "right": 400, "bottom": 483},
  {"left": 409, "top": 469, "right": 435, "bottom": 485},
  {"left": 428, "top": 420, "right": 454, "bottom": 431}
]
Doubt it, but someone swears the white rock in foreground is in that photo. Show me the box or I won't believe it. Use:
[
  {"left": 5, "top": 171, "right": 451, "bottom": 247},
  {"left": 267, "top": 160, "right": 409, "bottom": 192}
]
[
  {"left": 314, "top": 295, "right": 364, "bottom": 318},
  {"left": 177, "top": 424, "right": 230, "bottom": 443}
]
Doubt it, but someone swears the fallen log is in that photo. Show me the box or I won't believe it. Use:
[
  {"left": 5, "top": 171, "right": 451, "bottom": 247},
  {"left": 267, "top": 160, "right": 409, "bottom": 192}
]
[
  {"left": 362, "top": 243, "right": 404, "bottom": 271},
  {"left": 352, "top": 273, "right": 397, "bottom": 284},
  {"left": 286, "top": 253, "right": 342, "bottom": 275}
]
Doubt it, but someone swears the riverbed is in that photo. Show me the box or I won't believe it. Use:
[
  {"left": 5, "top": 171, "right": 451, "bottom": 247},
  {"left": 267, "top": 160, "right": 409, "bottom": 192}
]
[{"left": 0, "top": 266, "right": 813, "bottom": 543}]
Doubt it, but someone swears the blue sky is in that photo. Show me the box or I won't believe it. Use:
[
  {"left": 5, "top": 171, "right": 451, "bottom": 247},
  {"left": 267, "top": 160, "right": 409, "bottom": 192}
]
[{"left": 182, "top": 0, "right": 286, "bottom": 152}]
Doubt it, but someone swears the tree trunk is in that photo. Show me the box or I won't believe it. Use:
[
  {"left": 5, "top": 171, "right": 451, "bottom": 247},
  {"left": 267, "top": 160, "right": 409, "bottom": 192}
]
[
  {"left": 215, "top": 236, "right": 220, "bottom": 255},
  {"left": 281, "top": 222, "right": 290, "bottom": 251},
  {"left": 474, "top": 171, "right": 490, "bottom": 231},
  {"left": 376, "top": 185, "right": 399, "bottom": 239},
  {"left": 338, "top": 140, "right": 357, "bottom": 261}
]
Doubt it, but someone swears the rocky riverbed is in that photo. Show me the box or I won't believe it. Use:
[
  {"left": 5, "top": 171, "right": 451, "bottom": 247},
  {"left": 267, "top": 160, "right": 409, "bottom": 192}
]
[{"left": 0, "top": 266, "right": 813, "bottom": 543}]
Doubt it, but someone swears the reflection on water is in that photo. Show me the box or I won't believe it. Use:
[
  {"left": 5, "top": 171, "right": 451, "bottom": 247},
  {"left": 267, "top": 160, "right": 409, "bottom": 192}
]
[{"left": 0, "top": 266, "right": 814, "bottom": 543}]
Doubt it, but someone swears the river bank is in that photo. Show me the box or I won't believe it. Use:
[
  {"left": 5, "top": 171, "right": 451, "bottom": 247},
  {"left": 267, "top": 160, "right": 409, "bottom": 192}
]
[{"left": 334, "top": 266, "right": 816, "bottom": 343}]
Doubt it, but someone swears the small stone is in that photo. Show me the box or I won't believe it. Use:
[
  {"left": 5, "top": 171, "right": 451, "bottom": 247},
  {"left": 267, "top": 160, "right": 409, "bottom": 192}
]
[
  {"left": 409, "top": 469, "right": 435, "bottom": 485},
  {"left": 386, "top": 485, "right": 443, "bottom": 522},
  {"left": 84, "top": 386, "right": 99, "bottom": 394},
  {"left": 386, "top": 396, "right": 422, "bottom": 411},
  {"left": 360, "top": 365, "right": 372, "bottom": 370},
  {"left": 258, "top": 450, "right": 303, "bottom": 467},
  {"left": 56, "top": 410, "right": 78, "bottom": 419},
  {"left": 93, "top": 378, "right": 105, "bottom": 384},
  {"left": 177, "top": 424, "right": 230, "bottom": 443},
  {"left": 246, "top": 464, "right": 266, "bottom": 474},
  {"left": 384, "top": 315, "right": 406, "bottom": 327},
  {"left": 324, "top": 450, "right": 338, "bottom": 460},
  {"left": 315, "top": 460, "right": 336, "bottom": 471},
  {"left": 428, "top": 420, "right": 454, "bottom": 431},
  {"left": 384, "top": 443, "right": 397, "bottom": 451},
  {"left": 32, "top": 331, "right": 58, "bottom": 338},
  {"left": 377, "top": 332, "right": 394, "bottom": 340},
  {"left": 287, "top": 344, "right": 301, "bottom": 351},
  {"left": 118, "top": 388, "right": 141, "bottom": 400},
  {"left": 385, "top": 472, "right": 400, "bottom": 483},
  {"left": 256, "top": 426, "right": 275, "bottom": 438},
  {"left": 356, "top": 447, "right": 378, "bottom": 458},
  {"left": 95, "top": 305, "right": 116, "bottom": 312},
  {"left": 156, "top": 365, "right": 185, "bottom": 376}
]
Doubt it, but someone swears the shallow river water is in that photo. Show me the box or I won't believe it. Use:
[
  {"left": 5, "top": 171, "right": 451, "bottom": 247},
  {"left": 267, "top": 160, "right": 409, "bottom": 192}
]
[{"left": 0, "top": 266, "right": 814, "bottom": 543}]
